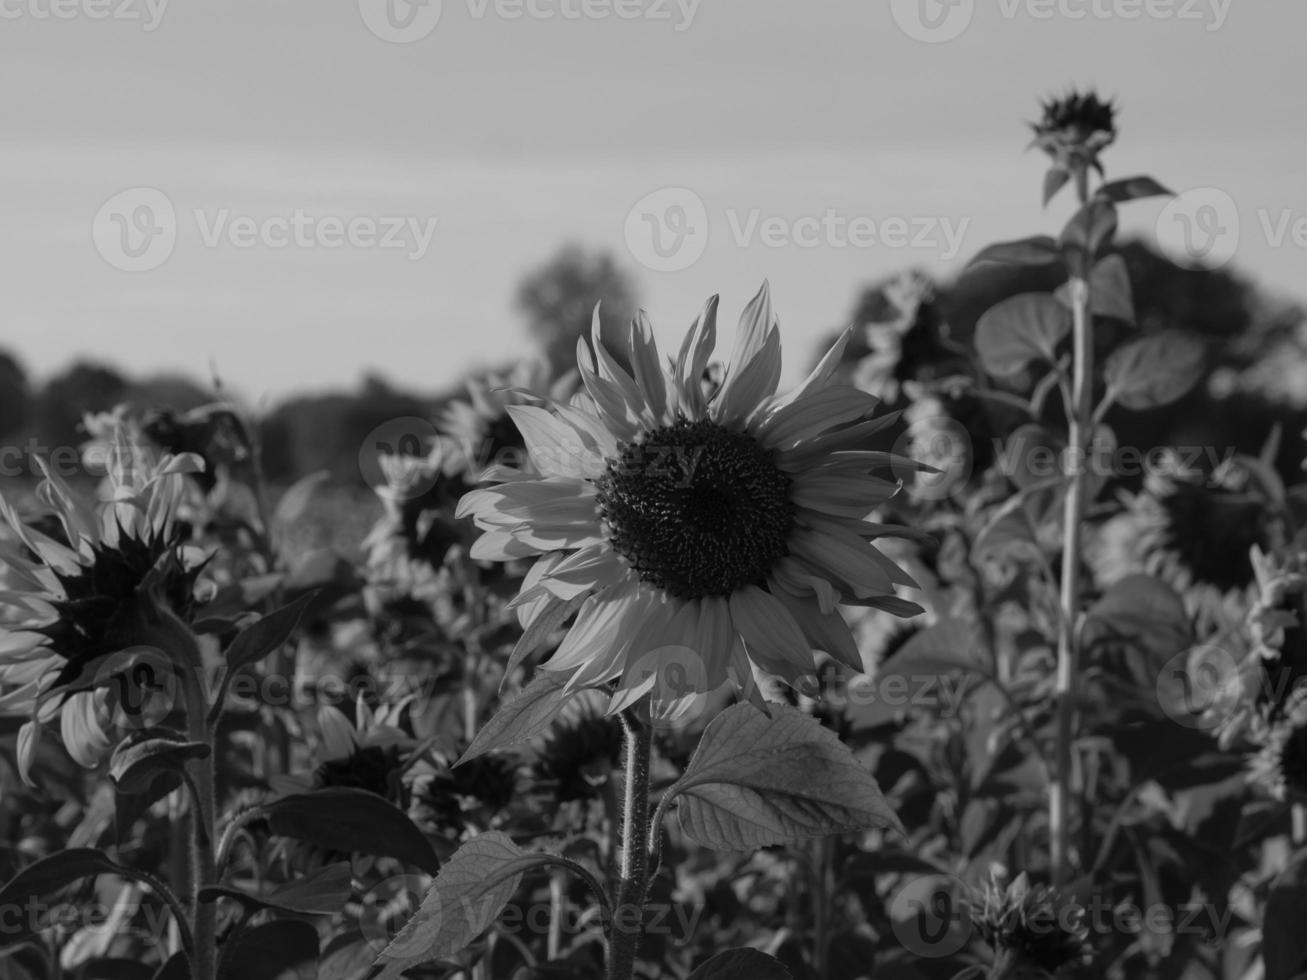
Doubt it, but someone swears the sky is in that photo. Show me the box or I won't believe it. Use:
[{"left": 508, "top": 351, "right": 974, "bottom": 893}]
[{"left": 1, "top": 0, "right": 1304, "bottom": 406}]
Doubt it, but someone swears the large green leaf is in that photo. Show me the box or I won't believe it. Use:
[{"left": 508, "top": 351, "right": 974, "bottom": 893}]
[
  {"left": 265, "top": 788, "right": 439, "bottom": 874},
  {"left": 974, "top": 293, "right": 1071, "bottom": 378},
  {"left": 201, "top": 862, "right": 353, "bottom": 916},
  {"left": 1096, "top": 175, "right": 1174, "bottom": 204},
  {"left": 687, "top": 948, "right": 793, "bottom": 979},
  {"left": 372, "top": 833, "right": 555, "bottom": 979},
  {"left": 666, "top": 703, "right": 903, "bottom": 850},
  {"left": 0, "top": 849, "right": 136, "bottom": 948},
  {"left": 221, "top": 591, "right": 318, "bottom": 675},
  {"left": 217, "top": 919, "right": 319, "bottom": 980},
  {"left": 109, "top": 734, "right": 210, "bottom": 806},
  {"left": 1103, "top": 330, "right": 1206, "bottom": 410},
  {"left": 459, "top": 671, "right": 576, "bottom": 765}
]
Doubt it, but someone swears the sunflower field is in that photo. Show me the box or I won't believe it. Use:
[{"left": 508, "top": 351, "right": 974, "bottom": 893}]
[{"left": 2, "top": 88, "right": 1307, "bottom": 980}]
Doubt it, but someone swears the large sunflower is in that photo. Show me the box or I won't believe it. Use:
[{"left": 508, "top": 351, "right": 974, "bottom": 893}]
[
  {"left": 0, "top": 425, "right": 205, "bottom": 783},
  {"left": 457, "top": 284, "right": 925, "bottom": 719}
]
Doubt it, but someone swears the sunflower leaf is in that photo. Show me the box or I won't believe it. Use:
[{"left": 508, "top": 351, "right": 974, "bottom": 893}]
[
  {"left": 665, "top": 703, "right": 903, "bottom": 850},
  {"left": 109, "top": 733, "right": 210, "bottom": 804},
  {"left": 687, "top": 948, "right": 794, "bottom": 979},
  {"left": 200, "top": 862, "right": 353, "bottom": 916},
  {"left": 221, "top": 591, "right": 318, "bottom": 674},
  {"left": 460, "top": 670, "right": 576, "bottom": 765},
  {"left": 216, "top": 919, "right": 319, "bottom": 980},
  {"left": 974, "top": 293, "right": 1072, "bottom": 379},
  {"left": 1103, "top": 330, "right": 1207, "bottom": 410},
  {"left": 1096, "top": 175, "right": 1174, "bottom": 204},
  {"left": 264, "top": 788, "right": 439, "bottom": 874},
  {"left": 371, "top": 833, "right": 555, "bottom": 979},
  {"left": 0, "top": 849, "right": 135, "bottom": 947}
]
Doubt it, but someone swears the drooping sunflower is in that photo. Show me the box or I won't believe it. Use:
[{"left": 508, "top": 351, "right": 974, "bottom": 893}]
[
  {"left": 457, "top": 284, "right": 925, "bottom": 718},
  {"left": 0, "top": 427, "right": 206, "bottom": 783}
]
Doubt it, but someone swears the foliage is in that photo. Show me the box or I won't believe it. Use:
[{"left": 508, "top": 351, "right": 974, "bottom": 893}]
[{"left": 1, "top": 92, "right": 1306, "bottom": 980}]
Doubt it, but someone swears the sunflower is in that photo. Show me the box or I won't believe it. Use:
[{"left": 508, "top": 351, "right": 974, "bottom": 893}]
[
  {"left": 457, "top": 284, "right": 925, "bottom": 719},
  {"left": 1248, "top": 685, "right": 1307, "bottom": 803},
  {"left": 1029, "top": 89, "right": 1117, "bottom": 176},
  {"left": 363, "top": 443, "right": 464, "bottom": 590},
  {"left": 970, "top": 871, "right": 1091, "bottom": 979},
  {"left": 1089, "top": 451, "right": 1276, "bottom": 636},
  {"left": 441, "top": 360, "right": 577, "bottom": 481},
  {"left": 274, "top": 698, "right": 415, "bottom": 808},
  {"left": 0, "top": 426, "right": 206, "bottom": 783}
]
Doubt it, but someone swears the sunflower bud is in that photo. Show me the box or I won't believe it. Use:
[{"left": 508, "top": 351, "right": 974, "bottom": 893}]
[
  {"left": 971, "top": 871, "right": 1091, "bottom": 979},
  {"left": 1029, "top": 90, "right": 1118, "bottom": 205}
]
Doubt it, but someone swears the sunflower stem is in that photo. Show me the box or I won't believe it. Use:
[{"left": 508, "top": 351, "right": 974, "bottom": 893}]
[
  {"left": 607, "top": 710, "right": 653, "bottom": 980},
  {"left": 1051, "top": 168, "right": 1095, "bottom": 884},
  {"left": 179, "top": 630, "right": 219, "bottom": 980}
]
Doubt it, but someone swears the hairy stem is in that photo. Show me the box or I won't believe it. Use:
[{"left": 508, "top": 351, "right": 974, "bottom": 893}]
[
  {"left": 607, "top": 712, "right": 653, "bottom": 980},
  {"left": 1051, "top": 269, "right": 1093, "bottom": 886},
  {"left": 180, "top": 634, "right": 219, "bottom": 980}
]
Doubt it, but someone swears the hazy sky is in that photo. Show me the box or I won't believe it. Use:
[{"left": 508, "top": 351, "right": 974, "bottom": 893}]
[{"left": 1, "top": 0, "right": 1304, "bottom": 405}]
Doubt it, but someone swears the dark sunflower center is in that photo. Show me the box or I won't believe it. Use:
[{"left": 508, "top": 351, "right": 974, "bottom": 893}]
[
  {"left": 40, "top": 529, "right": 199, "bottom": 687},
  {"left": 594, "top": 417, "right": 794, "bottom": 600}
]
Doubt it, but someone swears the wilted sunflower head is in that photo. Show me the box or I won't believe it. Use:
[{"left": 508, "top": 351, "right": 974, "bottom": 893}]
[
  {"left": 1030, "top": 89, "right": 1117, "bottom": 168},
  {"left": 458, "top": 283, "right": 926, "bottom": 721},
  {"left": 971, "top": 871, "right": 1091, "bottom": 979},
  {"left": 0, "top": 429, "right": 207, "bottom": 784}
]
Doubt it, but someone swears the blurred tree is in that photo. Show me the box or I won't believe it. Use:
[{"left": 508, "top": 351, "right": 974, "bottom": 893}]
[
  {"left": 33, "top": 361, "right": 129, "bottom": 449},
  {"left": 516, "top": 245, "right": 640, "bottom": 372},
  {"left": 125, "top": 373, "right": 214, "bottom": 414},
  {"left": 260, "top": 374, "right": 433, "bottom": 485},
  {"left": 0, "top": 351, "right": 31, "bottom": 441}
]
